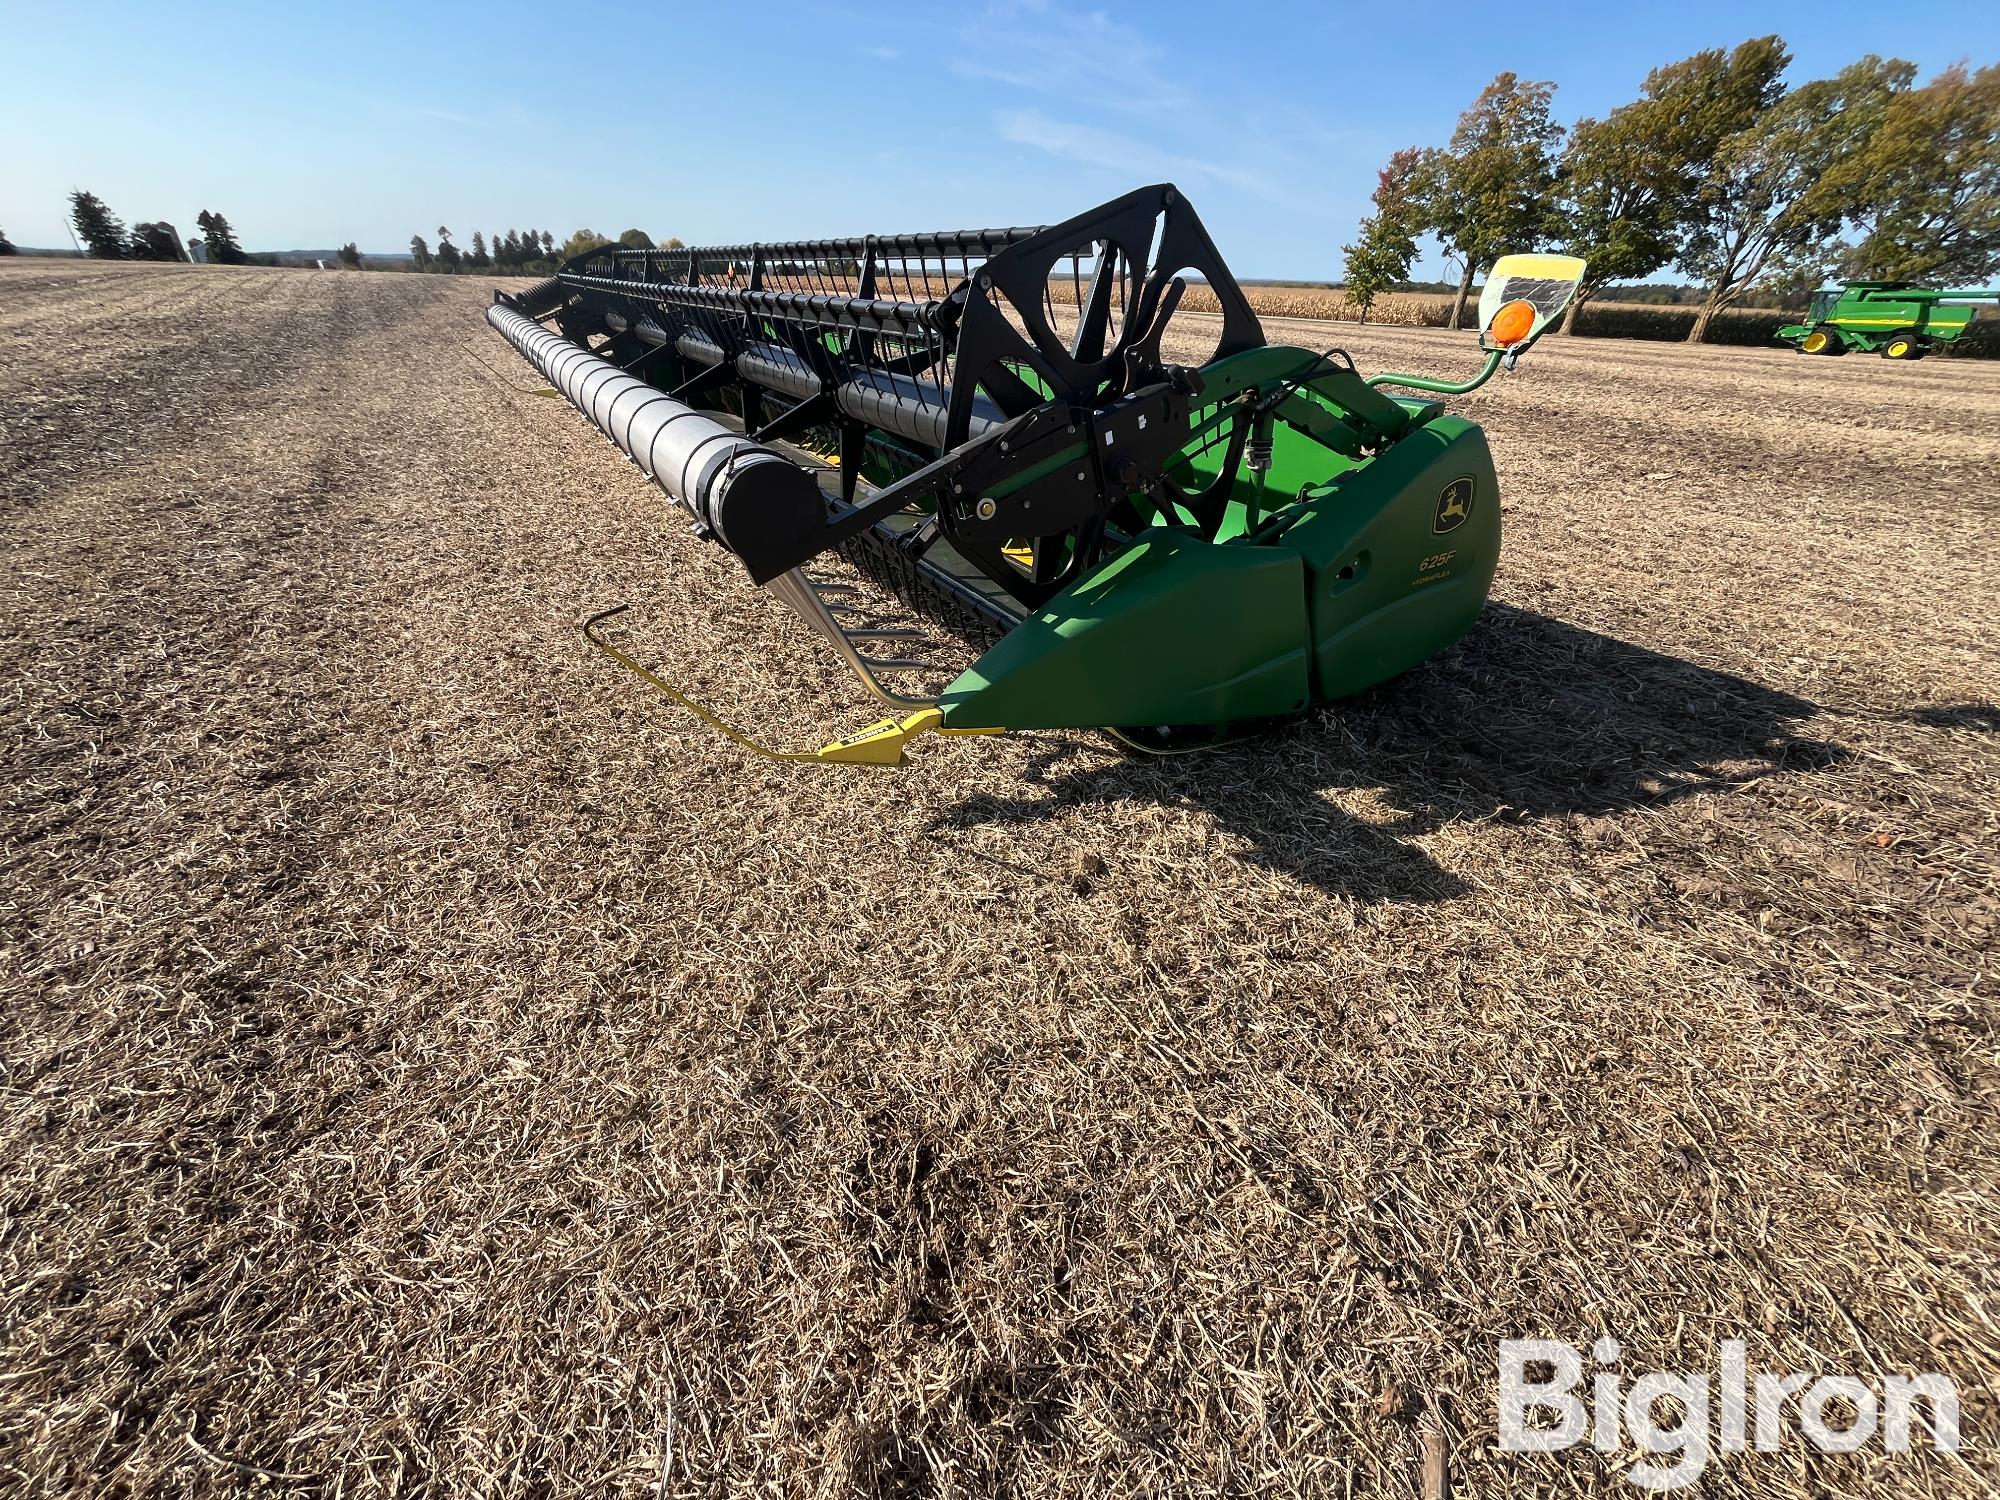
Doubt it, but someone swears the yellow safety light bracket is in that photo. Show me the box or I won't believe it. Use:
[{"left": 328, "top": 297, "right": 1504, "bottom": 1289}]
[{"left": 582, "top": 605, "right": 951, "bottom": 767}]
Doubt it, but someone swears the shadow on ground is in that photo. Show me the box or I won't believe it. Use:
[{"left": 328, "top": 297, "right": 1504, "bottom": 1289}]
[
  {"left": 932, "top": 604, "right": 1849, "bottom": 904},
  {"left": 1906, "top": 703, "right": 2000, "bottom": 732}
]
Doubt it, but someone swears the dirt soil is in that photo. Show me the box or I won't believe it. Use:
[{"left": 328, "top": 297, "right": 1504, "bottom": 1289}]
[{"left": 3, "top": 259, "right": 1997, "bottom": 1498}]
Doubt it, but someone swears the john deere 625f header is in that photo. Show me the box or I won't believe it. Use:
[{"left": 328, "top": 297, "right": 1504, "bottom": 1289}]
[{"left": 488, "top": 185, "right": 1581, "bottom": 761}]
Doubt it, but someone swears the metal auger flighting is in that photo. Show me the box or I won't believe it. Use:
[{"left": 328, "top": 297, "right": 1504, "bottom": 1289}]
[{"left": 487, "top": 184, "right": 1585, "bottom": 761}]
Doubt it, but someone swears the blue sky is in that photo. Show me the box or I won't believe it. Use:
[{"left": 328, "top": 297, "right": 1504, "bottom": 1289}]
[{"left": 3, "top": 0, "right": 1994, "bottom": 280}]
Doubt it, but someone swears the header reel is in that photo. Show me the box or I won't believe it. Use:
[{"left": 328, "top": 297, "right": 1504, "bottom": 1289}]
[{"left": 488, "top": 187, "right": 1582, "bottom": 762}]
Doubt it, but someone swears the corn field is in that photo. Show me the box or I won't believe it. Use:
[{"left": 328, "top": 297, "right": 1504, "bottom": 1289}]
[{"left": 1051, "top": 280, "right": 1809, "bottom": 346}]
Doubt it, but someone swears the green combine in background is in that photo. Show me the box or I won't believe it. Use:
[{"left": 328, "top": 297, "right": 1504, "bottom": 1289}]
[{"left": 1778, "top": 283, "right": 2000, "bottom": 360}]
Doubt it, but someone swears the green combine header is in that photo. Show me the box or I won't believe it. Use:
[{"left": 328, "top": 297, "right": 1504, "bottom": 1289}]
[
  {"left": 488, "top": 186, "right": 1585, "bottom": 762},
  {"left": 1778, "top": 283, "right": 2000, "bottom": 360}
]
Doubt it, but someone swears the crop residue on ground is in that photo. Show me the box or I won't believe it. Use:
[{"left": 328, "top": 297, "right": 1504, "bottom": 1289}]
[{"left": 2, "top": 260, "right": 1996, "bottom": 1497}]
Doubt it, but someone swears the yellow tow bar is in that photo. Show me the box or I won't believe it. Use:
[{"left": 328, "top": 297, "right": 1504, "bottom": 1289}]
[{"left": 582, "top": 605, "right": 947, "bottom": 766}]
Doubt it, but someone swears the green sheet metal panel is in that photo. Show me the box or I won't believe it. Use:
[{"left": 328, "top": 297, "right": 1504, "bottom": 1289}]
[
  {"left": 1277, "top": 417, "right": 1501, "bottom": 700},
  {"left": 939, "top": 528, "right": 1310, "bottom": 731}
]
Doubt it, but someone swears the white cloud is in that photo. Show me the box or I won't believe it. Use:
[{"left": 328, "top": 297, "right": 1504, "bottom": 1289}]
[
  {"left": 953, "top": 4, "right": 1186, "bottom": 115},
  {"left": 996, "top": 108, "right": 1283, "bottom": 201}
]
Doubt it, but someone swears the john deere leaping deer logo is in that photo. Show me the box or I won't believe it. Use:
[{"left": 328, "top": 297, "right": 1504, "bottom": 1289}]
[{"left": 1433, "top": 477, "right": 1475, "bottom": 534}]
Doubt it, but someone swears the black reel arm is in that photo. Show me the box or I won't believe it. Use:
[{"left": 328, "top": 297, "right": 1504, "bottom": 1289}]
[
  {"left": 541, "top": 184, "right": 1269, "bottom": 610},
  {"left": 747, "top": 368, "right": 1202, "bottom": 598}
]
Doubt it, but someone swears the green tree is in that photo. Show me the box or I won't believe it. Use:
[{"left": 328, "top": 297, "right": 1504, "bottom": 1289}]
[
  {"left": 69, "top": 191, "right": 127, "bottom": 258},
  {"left": 468, "top": 230, "right": 489, "bottom": 269},
  {"left": 539, "top": 230, "right": 554, "bottom": 256},
  {"left": 617, "top": 227, "right": 655, "bottom": 250},
  {"left": 195, "top": 209, "right": 246, "bottom": 265},
  {"left": 1834, "top": 62, "right": 2000, "bottom": 283},
  {"left": 1413, "top": 73, "right": 1564, "bottom": 329},
  {"left": 1342, "top": 148, "right": 1424, "bottom": 322},
  {"left": 410, "top": 234, "right": 433, "bottom": 271},
  {"left": 1681, "top": 55, "right": 1916, "bottom": 341},
  {"left": 0, "top": 226, "right": 15, "bottom": 255},
  {"left": 1555, "top": 38, "right": 1788, "bottom": 331},
  {"left": 337, "top": 242, "right": 363, "bottom": 269},
  {"left": 559, "top": 228, "right": 610, "bottom": 261}
]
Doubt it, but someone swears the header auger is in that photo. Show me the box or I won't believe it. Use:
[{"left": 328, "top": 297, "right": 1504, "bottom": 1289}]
[{"left": 488, "top": 186, "right": 1582, "bottom": 762}]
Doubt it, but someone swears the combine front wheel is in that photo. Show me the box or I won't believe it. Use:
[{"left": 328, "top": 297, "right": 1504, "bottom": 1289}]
[
  {"left": 1880, "top": 330, "right": 1925, "bottom": 361},
  {"left": 1801, "top": 326, "right": 1846, "bottom": 356}
]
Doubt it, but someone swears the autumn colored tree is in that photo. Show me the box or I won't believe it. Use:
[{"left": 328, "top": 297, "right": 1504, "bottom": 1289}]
[
  {"left": 1342, "top": 148, "right": 1425, "bottom": 322},
  {"left": 1555, "top": 37, "right": 1788, "bottom": 331}
]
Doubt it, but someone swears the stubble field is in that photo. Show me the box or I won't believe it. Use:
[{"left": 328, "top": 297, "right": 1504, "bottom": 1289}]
[{"left": 2, "top": 258, "right": 1997, "bottom": 1498}]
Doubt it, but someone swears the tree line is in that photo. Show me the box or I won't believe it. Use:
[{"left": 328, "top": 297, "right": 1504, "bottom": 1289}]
[
  {"left": 1342, "top": 44, "right": 1999, "bottom": 340},
  {"left": 65, "top": 190, "right": 250, "bottom": 264},
  {"left": 401, "top": 226, "right": 681, "bottom": 275},
  {"left": 51, "top": 190, "right": 679, "bottom": 276}
]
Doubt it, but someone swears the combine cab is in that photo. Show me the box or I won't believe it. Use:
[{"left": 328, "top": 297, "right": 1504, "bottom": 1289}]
[
  {"left": 488, "top": 186, "right": 1581, "bottom": 762},
  {"left": 1779, "top": 282, "right": 2000, "bottom": 360}
]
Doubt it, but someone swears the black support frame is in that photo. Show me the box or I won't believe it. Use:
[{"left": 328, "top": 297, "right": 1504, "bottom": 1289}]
[{"left": 513, "top": 185, "right": 1267, "bottom": 606}]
